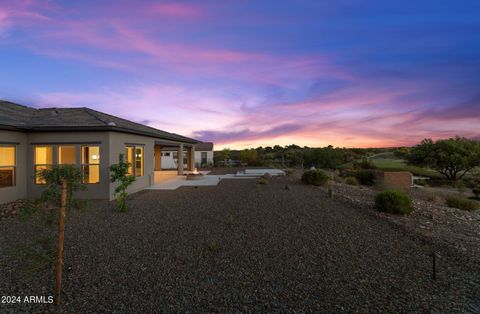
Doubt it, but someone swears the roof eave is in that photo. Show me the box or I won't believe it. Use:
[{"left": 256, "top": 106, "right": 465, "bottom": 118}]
[
  {"left": 26, "top": 126, "right": 198, "bottom": 144},
  {"left": 0, "top": 124, "right": 27, "bottom": 132}
]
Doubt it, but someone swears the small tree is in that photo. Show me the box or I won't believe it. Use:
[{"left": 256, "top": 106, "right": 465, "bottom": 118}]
[
  {"left": 19, "top": 164, "right": 85, "bottom": 305},
  {"left": 407, "top": 137, "right": 480, "bottom": 180},
  {"left": 110, "top": 154, "right": 136, "bottom": 212},
  {"left": 240, "top": 149, "right": 262, "bottom": 166},
  {"left": 221, "top": 148, "right": 231, "bottom": 166},
  {"left": 39, "top": 164, "right": 85, "bottom": 210}
]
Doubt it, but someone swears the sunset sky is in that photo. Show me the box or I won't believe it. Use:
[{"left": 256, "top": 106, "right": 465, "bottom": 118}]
[{"left": 1, "top": 1, "right": 479, "bottom": 149}]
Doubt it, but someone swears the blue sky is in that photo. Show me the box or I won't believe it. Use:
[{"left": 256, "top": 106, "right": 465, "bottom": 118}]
[{"left": 1, "top": 0, "right": 479, "bottom": 148}]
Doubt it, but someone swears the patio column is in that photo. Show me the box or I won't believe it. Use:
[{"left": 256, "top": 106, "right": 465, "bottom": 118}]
[
  {"left": 154, "top": 145, "right": 162, "bottom": 171},
  {"left": 190, "top": 145, "right": 195, "bottom": 171},
  {"left": 177, "top": 143, "right": 184, "bottom": 176},
  {"left": 187, "top": 146, "right": 195, "bottom": 171}
]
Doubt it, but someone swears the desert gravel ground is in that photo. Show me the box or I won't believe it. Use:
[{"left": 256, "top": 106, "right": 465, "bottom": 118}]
[{"left": 1, "top": 174, "right": 479, "bottom": 313}]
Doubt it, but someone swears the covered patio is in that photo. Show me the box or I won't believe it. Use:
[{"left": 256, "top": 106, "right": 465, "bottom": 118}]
[{"left": 153, "top": 141, "right": 195, "bottom": 184}]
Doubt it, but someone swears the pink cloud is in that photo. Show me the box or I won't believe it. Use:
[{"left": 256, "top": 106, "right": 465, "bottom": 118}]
[{"left": 148, "top": 3, "right": 202, "bottom": 17}]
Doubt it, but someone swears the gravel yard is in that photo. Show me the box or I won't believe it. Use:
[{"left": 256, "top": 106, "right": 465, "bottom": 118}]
[{"left": 1, "top": 174, "right": 479, "bottom": 312}]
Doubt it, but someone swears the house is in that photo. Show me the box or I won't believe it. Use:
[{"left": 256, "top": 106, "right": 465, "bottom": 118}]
[
  {"left": 159, "top": 142, "right": 213, "bottom": 169},
  {"left": 0, "top": 101, "right": 205, "bottom": 204},
  {"left": 194, "top": 142, "right": 214, "bottom": 167}
]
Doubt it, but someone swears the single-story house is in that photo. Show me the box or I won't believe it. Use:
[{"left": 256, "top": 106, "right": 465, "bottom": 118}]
[
  {"left": 160, "top": 142, "right": 214, "bottom": 169},
  {"left": 0, "top": 101, "right": 205, "bottom": 204}
]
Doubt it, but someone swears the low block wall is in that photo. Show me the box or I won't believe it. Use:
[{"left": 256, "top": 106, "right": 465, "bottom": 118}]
[{"left": 380, "top": 171, "right": 413, "bottom": 188}]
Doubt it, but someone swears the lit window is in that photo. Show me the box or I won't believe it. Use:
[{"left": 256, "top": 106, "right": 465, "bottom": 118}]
[
  {"left": 34, "top": 146, "right": 53, "bottom": 184},
  {"left": 0, "top": 146, "right": 16, "bottom": 188},
  {"left": 125, "top": 146, "right": 143, "bottom": 177},
  {"left": 135, "top": 147, "right": 144, "bottom": 176},
  {"left": 58, "top": 145, "right": 77, "bottom": 164},
  {"left": 126, "top": 147, "right": 134, "bottom": 175},
  {"left": 82, "top": 146, "right": 100, "bottom": 184}
]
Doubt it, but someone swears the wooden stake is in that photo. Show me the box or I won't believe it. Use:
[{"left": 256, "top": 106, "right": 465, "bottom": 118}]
[{"left": 55, "top": 179, "right": 67, "bottom": 305}]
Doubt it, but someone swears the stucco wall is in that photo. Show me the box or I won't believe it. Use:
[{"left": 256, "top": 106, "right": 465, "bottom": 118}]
[
  {"left": 26, "top": 131, "right": 111, "bottom": 200},
  {"left": 161, "top": 153, "right": 177, "bottom": 169},
  {"left": 380, "top": 171, "right": 413, "bottom": 188},
  {"left": 108, "top": 132, "right": 156, "bottom": 200},
  {"left": 1, "top": 129, "right": 191, "bottom": 203},
  {"left": 0, "top": 130, "right": 28, "bottom": 204}
]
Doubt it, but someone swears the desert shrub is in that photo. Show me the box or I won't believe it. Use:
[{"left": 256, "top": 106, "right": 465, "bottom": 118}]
[
  {"left": 339, "top": 169, "right": 356, "bottom": 178},
  {"left": 353, "top": 158, "right": 377, "bottom": 170},
  {"left": 428, "top": 194, "right": 444, "bottom": 205},
  {"left": 301, "top": 169, "right": 329, "bottom": 186},
  {"left": 375, "top": 190, "right": 414, "bottom": 215},
  {"left": 445, "top": 196, "right": 479, "bottom": 211},
  {"left": 355, "top": 170, "right": 377, "bottom": 186},
  {"left": 469, "top": 176, "right": 480, "bottom": 199},
  {"left": 472, "top": 188, "right": 480, "bottom": 200},
  {"left": 207, "top": 240, "right": 221, "bottom": 253},
  {"left": 345, "top": 176, "right": 359, "bottom": 185},
  {"left": 415, "top": 179, "right": 428, "bottom": 187},
  {"left": 257, "top": 178, "right": 269, "bottom": 185},
  {"left": 283, "top": 169, "right": 293, "bottom": 176}
]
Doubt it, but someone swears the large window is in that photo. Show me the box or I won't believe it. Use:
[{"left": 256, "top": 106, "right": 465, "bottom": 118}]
[
  {"left": 0, "top": 146, "right": 16, "bottom": 188},
  {"left": 82, "top": 146, "right": 100, "bottom": 184},
  {"left": 58, "top": 145, "right": 77, "bottom": 164},
  {"left": 201, "top": 152, "right": 207, "bottom": 165},
  {"left": 126, "top": 146, "right": 144, "bottom": 177},
  {"left": 35, "top": 146, "right": 53, "bottom": 184}
]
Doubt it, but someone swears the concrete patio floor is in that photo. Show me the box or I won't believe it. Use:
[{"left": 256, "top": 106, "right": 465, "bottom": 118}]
[
  {"left": 148, "top": 171, "right": 254, "bottom": 190},
  {"left": 149, "top": 169, "right": 285, "bottom": 190}
]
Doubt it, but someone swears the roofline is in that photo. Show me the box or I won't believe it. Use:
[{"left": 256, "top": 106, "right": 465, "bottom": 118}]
[
  {"left": 0, "top": 124, "right": 25, "bottom": 131},
  {"left": 0, "top": 124, "right": 198, "bottom": 144}
]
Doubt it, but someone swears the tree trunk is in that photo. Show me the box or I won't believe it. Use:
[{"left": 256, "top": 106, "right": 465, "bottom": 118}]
[{"left": 55, "top": 180, "right": 67, "bottom": 305}]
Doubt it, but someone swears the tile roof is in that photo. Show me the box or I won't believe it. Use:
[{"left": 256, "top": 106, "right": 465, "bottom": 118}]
[
  {"left": 195, "top": 142, "right": 214, "bottom": 151},
  {"left": 0, "top": 100, "right": 198, "bottom": 143}
]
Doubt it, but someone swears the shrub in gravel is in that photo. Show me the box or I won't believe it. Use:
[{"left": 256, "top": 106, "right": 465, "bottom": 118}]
[
  {"left": 375, "top": 190, "right": 414, "bottom": 215},
  {"left": 207, "top": 240, "right": 221, "bottom": 253},
  {"left": 110, "top": 154, "right": 136, "bottom": 212},
  {"left": 301, "top": 169, "right": 329, "bottom": 186},
  {"left": 355, "top": 170, "right": 377, "bottom": 186},
  {"left": 428, "top": 194, "right": 444, "bottom": 205},
  {"left": 225, "top": 214, "right": 235, "bottom": 226},
  {"left": 257, "top": 178, "right": 269, "bottom": 185},
  {"left": 445, "top": 196, "right": 479, "bottom": 211},
  {"left": 472, "top": 188, "right": 480, "bottom": 200},
  {"left": 345, "top": 177, "right": 359, "bottom": 186}
]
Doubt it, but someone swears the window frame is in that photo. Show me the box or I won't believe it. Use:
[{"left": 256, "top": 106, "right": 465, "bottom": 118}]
[
  {"left": 34, "top": 145, "right": 54, "bottom": 185},
  {"left": 125, "top": 145, "right": 144, "bottom": 177},
  {"left": 0, "top": 145, "right": 16, "bottom": 188},
  {"left": 58, "top": 145, "right": 77, "bottom": 165},
  {"left": 81, "top": 145, "right": 101, "bottom": 184}
]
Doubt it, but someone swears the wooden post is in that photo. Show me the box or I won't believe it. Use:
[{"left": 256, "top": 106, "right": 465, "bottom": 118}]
[
  {"left": 55, "top": 179, "right": 67, "bottom": 305},
  {"left": 177, "top": 144, "right": 184, "bottom": 176}
]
